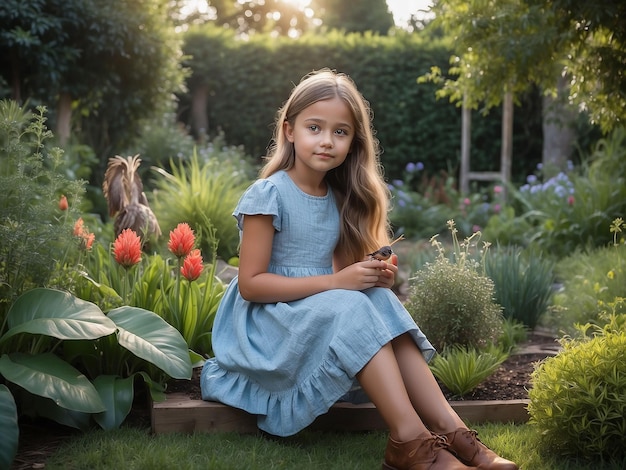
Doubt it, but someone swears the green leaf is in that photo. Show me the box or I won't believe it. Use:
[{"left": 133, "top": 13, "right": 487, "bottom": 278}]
[
  {"left": 1, "top": 288, "right": 116, "bottom": 344},
  {"left": 17, "top": 390, "right": 92, "bottom": 431},
  {"left": 108, "top": 307, "right": 192, "bottom": 379},
  {"left": 92, "top": 375, "right": 135, "bottom": 430},
  {"left": 137, "top": 371, "right": 166, "bottom": 403},
  {"left": 0, "top": 353, "right": 105, "bottom": 413},
  {"left": 0, "top": 385, "right": 19, "bottom": 470}
]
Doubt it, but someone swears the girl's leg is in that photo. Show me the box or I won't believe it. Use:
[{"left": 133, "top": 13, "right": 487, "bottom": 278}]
[
  {"left": 356, "top": 342, "right": 428, "bottom": 442},
  {"left": 392, "top": 333, "right": 518, "bottom": 470},
  {"left": 391, "top": 333, "right": 465, "bottom": 433}
]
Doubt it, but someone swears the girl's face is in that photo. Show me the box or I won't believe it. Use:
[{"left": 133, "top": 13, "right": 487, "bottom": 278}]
[{"left": 284, "top": 97, "right": 354, "bottom": 177}]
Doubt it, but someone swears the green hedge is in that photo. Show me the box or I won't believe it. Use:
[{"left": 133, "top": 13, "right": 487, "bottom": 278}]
[{"left": 179, "top": 27, "right": 543, "bottom": 186}]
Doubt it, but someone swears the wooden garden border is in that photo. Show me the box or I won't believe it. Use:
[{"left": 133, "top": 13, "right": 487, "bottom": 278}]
[{"left": 151, "top": 394, "right": 529, "bottom": 435}]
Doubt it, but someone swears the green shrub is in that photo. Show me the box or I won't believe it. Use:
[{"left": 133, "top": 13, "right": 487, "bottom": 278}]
[
  {"left": 152, "top": 143, "right": 251, "bottom": 260},
  {"left": 548, "top": 218, "right": 625, "bottom": 334},
  {"left": 0, "top": 101, "right": 85, "bottom": 319},
  {"left": 405, "top": 221, "right": 503, "bottom": 351},
  {"left": 485, "top": 245, "right": 555, "bottom": 329},
  {"left": 486, "top": 127, "right": 626, "bottom": 258},
  {"left": 528, "top": 304, "right": 626, "bottom": 460},
  {"left": 430, "top": 345, "right": 508, "bottom": 398}
]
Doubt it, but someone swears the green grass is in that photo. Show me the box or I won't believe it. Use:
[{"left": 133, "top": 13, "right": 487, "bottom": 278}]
[{"left": 43, "top": 423, "right": 626, "bottom": 469}]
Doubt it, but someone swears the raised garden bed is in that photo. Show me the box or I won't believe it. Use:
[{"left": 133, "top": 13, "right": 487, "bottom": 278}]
[{"left": 151, "top": 394, "right": 530, "bottom": 435}]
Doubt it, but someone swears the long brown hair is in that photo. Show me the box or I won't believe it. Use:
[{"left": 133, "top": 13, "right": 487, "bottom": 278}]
[{"left": 260, "top": 69, "right": 391, "bottom": 263}]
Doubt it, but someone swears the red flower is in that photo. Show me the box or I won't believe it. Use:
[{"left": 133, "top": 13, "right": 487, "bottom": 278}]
[
  {"left": 168, "top": 223, "right": 195, "bottom": 258},
  {"left": 59, "top": 195, "right": 68, "bottom": 211},
  {"left": 114, "top": 229, "right": 142, "bottom": 268},
  {"left": 181, "top": 249, "right": 203, "bottom": 281},
  {"left": 568, "top": 195, "right": 575, "bottom": 206}
]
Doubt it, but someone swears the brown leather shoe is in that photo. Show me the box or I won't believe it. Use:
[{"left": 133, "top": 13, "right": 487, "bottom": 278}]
[
  {"left": 382, "top": 431, "right": 477, "bottom": 469},
  {"left": 443, "top": 428, "right": 518, "bottom": 470}
]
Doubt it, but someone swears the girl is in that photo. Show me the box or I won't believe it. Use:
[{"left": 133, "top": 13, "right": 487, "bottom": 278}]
[{"left": 201, "top": 69, "right": 517, "bottom": 470}]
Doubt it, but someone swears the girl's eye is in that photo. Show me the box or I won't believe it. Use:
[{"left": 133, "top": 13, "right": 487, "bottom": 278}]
[
  {"left": 308, "top": 125, "right": 320, "bottom": 132},
  {"left": 335, "top": 129, "right": 348, "bottom": 136}
]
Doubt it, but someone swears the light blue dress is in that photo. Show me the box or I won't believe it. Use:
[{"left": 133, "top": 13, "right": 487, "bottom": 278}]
[{"left": 201, "top": 170, "right": 435, "bottom": 436}]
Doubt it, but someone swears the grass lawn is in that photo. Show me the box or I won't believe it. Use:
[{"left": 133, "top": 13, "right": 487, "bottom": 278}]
[{"left": 42, "top": 422, "right": 625, "bottom": 469}]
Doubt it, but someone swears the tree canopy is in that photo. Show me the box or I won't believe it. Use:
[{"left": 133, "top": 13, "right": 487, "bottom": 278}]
[
  {"left": 424, "top": 0, "right": 625, "bottom": 132},
  {"left": 0, "top": 0, "right": 185, "bottom": 156}
]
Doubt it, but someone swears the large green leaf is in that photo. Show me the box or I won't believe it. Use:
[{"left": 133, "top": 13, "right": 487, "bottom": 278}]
[
  {"left": 0, "top": 385, "right": 18, "bottom": 469},
  {"left": 0, "top": 288, "right": 116, "bottom": 344},
  {"left": 17, "top": 390, "right": 92, "bottom": 431},
  {"left": 92, "top": 375, "right": 134, "bottom": 430},
  {"left": 0, "top": 353, "right": 105, "bottom": 413},
  {"left": 108, "top": 307, "right": 192, "bottom": 379}
]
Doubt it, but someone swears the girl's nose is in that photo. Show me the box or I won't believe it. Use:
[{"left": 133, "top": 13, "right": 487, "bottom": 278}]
[{"left": 320, "top": 131, "right": 334, "bottom": 148}]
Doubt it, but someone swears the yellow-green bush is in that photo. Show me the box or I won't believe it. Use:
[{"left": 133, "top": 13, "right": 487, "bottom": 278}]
[{"left": 528, "top": 306, "right": 626, "bottom": 460}]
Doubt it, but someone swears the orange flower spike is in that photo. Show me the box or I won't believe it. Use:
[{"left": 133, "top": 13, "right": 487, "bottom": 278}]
[
  {"left": 114, "top": 228, "right": 142, "bottom": 268},
  {"left": 168, "top": 222, "right": 195, "bottom": 258},
  {"left": 181, "top": 249, "right": 203, "bottom": 281},
  {"left": 84, "top": 232, "right": 95, "bottom": 250},
  {"left": 73, "top": 218, "right": 85, "bottom": 237},
  {"left": 59, "top": 195, "right": 68, "bottom": 211}
]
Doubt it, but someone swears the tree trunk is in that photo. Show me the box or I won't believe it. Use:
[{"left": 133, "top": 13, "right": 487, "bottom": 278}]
[
  {"left": 500, "top": 90, "right": 514, "bottom": 190},
  {"left": 56, "top": 92, "right": 73, "bottom": 146},
  {"left": 541, "top": 73, "right": 577, "bottom": 177},
  {"left": 191, "top": 83, "right": 209, "bottom": 143},
  {"left": 460, "top": 94, "right": 472, "bottom": 194}
]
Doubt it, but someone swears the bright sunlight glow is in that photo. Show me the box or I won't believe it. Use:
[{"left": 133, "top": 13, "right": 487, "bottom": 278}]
[{"left": 181, "top": 0, "right": 434, "bottom": 27}]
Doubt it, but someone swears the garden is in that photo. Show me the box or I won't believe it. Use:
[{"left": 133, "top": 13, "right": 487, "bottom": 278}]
[{"left": 2, "top": 0, "right": 626, "bottom": 469}]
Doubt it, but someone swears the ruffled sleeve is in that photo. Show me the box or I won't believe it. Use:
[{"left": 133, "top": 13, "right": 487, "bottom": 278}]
[{"left": 233, "top": 178, "right": 281, "bottom": 231}]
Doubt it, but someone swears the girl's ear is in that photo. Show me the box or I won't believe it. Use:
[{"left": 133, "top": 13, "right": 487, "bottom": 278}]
[{"left": 283, "top": 120, "right": 295, "bottom": 143}]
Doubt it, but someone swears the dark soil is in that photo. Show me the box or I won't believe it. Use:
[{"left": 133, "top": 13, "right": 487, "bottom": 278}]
[{"left": 11, "top": 332, "right": 558, "bottom": 469}]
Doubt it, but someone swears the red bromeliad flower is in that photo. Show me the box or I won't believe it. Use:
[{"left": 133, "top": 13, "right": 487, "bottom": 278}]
[
  {"left": 168, "top": 222, "right": 195, "bottom": 258},
  {"left": 114, "top": 228, "right": 142, "bottom": 268},
  {"left": 181, "top": 249, "right": 203, "bottom": 281}
]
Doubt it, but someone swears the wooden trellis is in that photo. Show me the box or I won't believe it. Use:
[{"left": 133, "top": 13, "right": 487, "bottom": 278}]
[{"left": 459, "top": 92, "right": 513, "bottom": 195}]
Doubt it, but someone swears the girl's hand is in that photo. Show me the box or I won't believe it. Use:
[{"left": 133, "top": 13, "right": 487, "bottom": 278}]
[
  {"left": 332, "top": 259, "right": 389, "bottom": 291},
  {"left": 374, "top": 254, "right": 397, "bottom": 289}
]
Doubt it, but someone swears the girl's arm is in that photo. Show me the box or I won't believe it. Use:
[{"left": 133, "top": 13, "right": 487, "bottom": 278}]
[{"left": 237, "top": 214, "right": 390, "bottom": 303}]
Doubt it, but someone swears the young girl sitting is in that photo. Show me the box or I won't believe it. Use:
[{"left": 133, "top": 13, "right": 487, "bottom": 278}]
[{"left": 201, "top": 68, "right": 518, "bottom": 470}]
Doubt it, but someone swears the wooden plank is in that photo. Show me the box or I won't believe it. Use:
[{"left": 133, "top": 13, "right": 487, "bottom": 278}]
[
  {"left": 451, "top": 399, "right": 529, "bottom": 424},
  {"left": 151, "top": 394, "right": 529, "bottom": 435}
]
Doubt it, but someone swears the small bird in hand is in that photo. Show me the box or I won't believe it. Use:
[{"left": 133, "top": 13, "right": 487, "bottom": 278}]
[
  {"left": 367, "top": 246, "right": 393, "bottom": 261},
  {"left": 366, "top": 235, "right": 405, "bottom": 261}
]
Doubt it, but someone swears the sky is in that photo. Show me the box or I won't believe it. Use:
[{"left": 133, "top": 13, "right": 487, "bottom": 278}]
[
  {"left": 181, "top": 1, "right": 435, "bottom": 28},
  {"left": 386, "top": 0, "right": 434, "bottom": 25}
]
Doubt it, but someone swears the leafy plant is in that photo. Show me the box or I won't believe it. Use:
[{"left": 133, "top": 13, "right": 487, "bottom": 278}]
[
  {"left": 486, "top": 128, "right": 626, "bottom": 258},
  {"left": 0, "top": 287, "right": 192, "bottom": 467},
  {"left": 528, "top": 301, "right": 626, "bottom": 460},
  {"left": 485, "top": 245, "right": 555, "bottom": 329},
  {"left": 405, "top": 220, "right": 504, "bottom": 350},
  {"left": 152, "top": 143, "right": 251, "bottom": 261},
  {"left": 548, "top": 218, "right": 626, "bottom": 334},
  {"left": 497, "top": 318, "right": 528, "bottom": 354},
  {"left": 430, "top": 345, "right": 509, "bottom": 398},
  {"left": 0, "top": 101, "right": 85, "bottom": 317},
  {"left": 74, "top": 223, "right": 225, "bottom": 357}
]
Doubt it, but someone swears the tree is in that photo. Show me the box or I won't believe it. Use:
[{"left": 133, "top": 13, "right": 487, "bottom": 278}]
[
  {"left": 0, "top": 0, "right": 185, "bottom": 158},
  {"left": 311, "top": 0, "right": 394, "bottom": 35},
  {"left": 423, "top": 0, "right": 625, "bottom": 171},
  {"left": 172, "top": 0, "right": 317, "bottom": 37}
]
